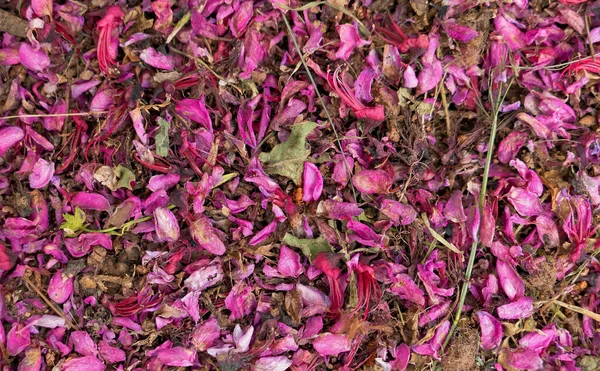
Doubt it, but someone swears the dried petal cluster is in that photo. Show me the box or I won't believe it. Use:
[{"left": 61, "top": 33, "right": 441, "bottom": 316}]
[{"left": 0, "top": 0, "right": 600, "bottom": 370}]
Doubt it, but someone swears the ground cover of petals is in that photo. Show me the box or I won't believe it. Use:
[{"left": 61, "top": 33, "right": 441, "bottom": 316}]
[{"left": 2, "top": 0, "right": 600, "bottom": 370}]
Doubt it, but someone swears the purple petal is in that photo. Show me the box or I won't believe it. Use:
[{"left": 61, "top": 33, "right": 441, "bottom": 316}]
[
  {"left": 494, "top": 15, "right": 526, "bottom": 51},
  {"left": 191, "top": 317, "right": 221, "bottom": 351},
  {"left": 443, "top": 190, "right": 467, "bottom": 223},
  {"left": 498, "top": 132, "right": 528, "bottom": 164},
  {"left": 184, "top": 262, "right": 224, "bottom": 292},
  {"left": 354, "top": 68, "right": 375, "bottom": 102},
  {"left": 155, "top": 347, "right": 197, "bottom": 366},
  {"left": 504, "top": 348, "right": 544, "bottom": 371},
  {"left": 99, "top": 341, "right": 126, "bottom": 364},
  {"left": 229, "top": 1, "right": 253, "bottom": 38},
  {"left": 148, "top": 174, "right": 180, "bottom": 192},
  {"left": 381, "top": 200, "right": 417, "bottom": 226},
  {"left": 443, "top": 21, "right": 478, "bottom": 42}
]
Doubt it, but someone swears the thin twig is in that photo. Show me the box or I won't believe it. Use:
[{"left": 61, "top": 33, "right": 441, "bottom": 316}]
[
  {"left": 1, "top": 111, "right": 106, "bottom": 120},
  {"left": 280, "top": 10, "right": 358, "bottom": 201},
  {"left": 441, "top": 77, "right": 513, "bottom": 352},
  {"left": 23, "top": 272, "right": 80, "bottom": 330},
  {"left": 439, "top": 76, "right": 452, "bottom": 138}
]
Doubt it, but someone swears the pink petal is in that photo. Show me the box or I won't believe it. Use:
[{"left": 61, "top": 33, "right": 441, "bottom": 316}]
[
  {"left": 62, "top": 356, "right": 105, "bottom": 371},
  {"left": 139, "top": 47, "right": 174, "bottom": 70},
  {"left": 190, "top": 217, "right": 226, "bottom": 255},
  {"left": 72, "top": 192, "right": 110, "bottom": 211},
  {"left": 153, "top": 207, "right": 180, "bottom": 242},
  {"left": 18, "top": 43, "right": 50, "bottom": 72},
  {"left": 249, "top": 220, "right": 277, "bottom": 246},
  {"left": 313, "top": 333, "right": 351, "bottom": 357},
  {"left": 29, "top": 159, "right": 54, "bottom": 189},
  {"left": 497, "top": 297, "right": 534, "bottom": 320},
  {"left": 476, "top": 311, "right": 503, "bottom": 350},
  {"left": 277, "top": 246, "right": 303, "bottom": 278},
  {"left": 302, "top": 162, "right": 323, "bottom": 202},
  {"left": 336, "top": 23, "right": 370, "bottom": 60},
  {"left": 254, "top": 356, "right": 293, "bottom": 371},
  {"left": 48, "top": 270, "right": 74, "bottom": 304},
  {"left": 352, "top": 169, "right": 393, "bottom": 194},
  {"left": 0, "top": 126, "right": 25, "bottom": 157},
  {"left": 497, "top": 259, "right": 525, "bottom": 301}
]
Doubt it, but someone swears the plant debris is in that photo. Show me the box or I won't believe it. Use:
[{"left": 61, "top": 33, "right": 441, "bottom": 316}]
[{"left": 1, "top": 0, "right": 600, "bottom": 370}]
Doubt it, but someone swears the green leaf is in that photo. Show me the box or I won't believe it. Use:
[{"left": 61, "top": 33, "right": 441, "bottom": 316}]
[
  {"left": 155, "top": 118, "right": 170, "bottom": 157},
  {"left": 115, "top": 165, "right": 136, "bottom": 190},
  {"left": 282, "top": 233, "right": 333, "bottom": 261},
  {"left": 212, "top": 172, "right": 239, "bottom": 189},
  {"left": 60, "top": 207, "right": 87, "bottom": 236},
  {"left": 258, "top": 121, "right": 317, "bottom": 184}
]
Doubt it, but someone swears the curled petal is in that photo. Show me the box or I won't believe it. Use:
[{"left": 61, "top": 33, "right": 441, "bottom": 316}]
[{"left": 303, "top": 162, "right": 323, "bottom": 202}]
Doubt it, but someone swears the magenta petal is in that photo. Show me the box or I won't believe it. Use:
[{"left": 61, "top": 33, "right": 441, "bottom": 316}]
[
  {"left": 191, "top": 317, "right": 221, "bottom": 351},
  {"left": 507, "top": 187, "right": 544, "bottom": 216},
  {"left": 494, "top": 15, "right": 526, "bottom": 51},
  {"left": 498, "top": 131, "right": 528, "bottom": 164},
  {"left": 254, "top": 356, "right": 293, "bottom": 371},
  {"left": 352, "top": 169, "right": 393, "bottom": 194},
  {"left": 497, "top": 296, "right": 534, "bottom": 320},
  {"left": 249, "top": 220, "right": 277, "bottom": 246},
  {"left": 18, "top": 43, "right": 50, "bottom": 72},
  {"left": 390, "top": 343, "right": 410, "bottom": 371},
  {"left": 505, "top": 348, "right": 544, "bottom": 371},
  {"left": 29, "top": 158, "right": 55, "bottom": 189},
  {"left": 7, "top": 323, "right": 30, "bottom": 356},
  {"left": 62, "top": 356, "right": 105, "bottom": 371},
  {"left": 154, "top": 207, "right": 180, "bottom": 242},
  {"left": 190, "top": 217, "right": 226, "bottom": 255},
  {"left": 336, "top": 23, "right": 370, "bottom": 61},
  {"left": 148, "top": 174, "right": 180, "bottom": 192},
  {"left": 99, "top": 341, "right": 126, "bottom": 364},
  {"left": 443, "top": 190, "right": 467, "bottom": 223},
  {"left": 155, "top": 347, "right": 197, "bottom": 366},
  {"left": 70, "top": 331, "right": 98, "bottom": 356},
  {"left": 184, "top": 261, "right": 224, "bottom": 292},
  {"left": 381, "top": 200, "right": 417, "bottom": 226},
  {"left": 139, "top": 47, "right": 174, "bottom": 70},
  {"left": 497, "top": 259, "right": 525, "bottom": 301},
  {"left": 313, "top": 333, "right": 351, "bottom": 357},
  {"left": 31, "top": 0, "right": 53, "bottom": 17},
  {"left": 0, "top": 126, "right": 25, "bottom": 157},
  {"left": 476, "top": 311, "right": 503, "bottom": 350},
  {"left": 48, "top": 270, "right": 74, "bottom": 304},
  {"left": 277, "top": 246, "right": 303, "bottom": 278},
  {"left": 302, "top": 162, "right": 323, "bottom": 202},
  {"left": 72, "top": 192, "right": 110, "bottom": 211}
]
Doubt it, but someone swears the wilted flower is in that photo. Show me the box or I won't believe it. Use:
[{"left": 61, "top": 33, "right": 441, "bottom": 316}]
[{"left": 96, "top": 6, "right": 124, "bottom": 74}]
